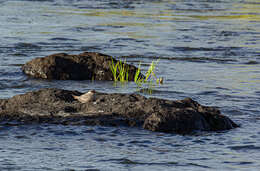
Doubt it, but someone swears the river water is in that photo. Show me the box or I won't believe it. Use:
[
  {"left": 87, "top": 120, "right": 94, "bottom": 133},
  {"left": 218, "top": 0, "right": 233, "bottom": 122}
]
[{"left": 0, "top": 0, "right": 260, "bottom": 170}]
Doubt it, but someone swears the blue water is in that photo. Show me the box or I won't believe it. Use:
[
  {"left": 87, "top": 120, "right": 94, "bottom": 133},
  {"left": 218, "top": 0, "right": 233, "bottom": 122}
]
[{"left": 0, "top": 0, "right": 260, "bottom": 170}]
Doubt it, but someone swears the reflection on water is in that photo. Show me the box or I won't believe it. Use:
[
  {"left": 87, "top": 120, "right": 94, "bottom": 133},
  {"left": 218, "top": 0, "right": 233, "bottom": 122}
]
[{"left": 0, "top": 0, "right": 260, "bottom": 170}]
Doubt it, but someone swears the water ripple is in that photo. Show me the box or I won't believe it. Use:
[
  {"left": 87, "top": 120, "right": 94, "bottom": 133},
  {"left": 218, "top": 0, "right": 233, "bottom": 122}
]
[{"left": 229, "top": 145, "right": 260, "bottom": 151}]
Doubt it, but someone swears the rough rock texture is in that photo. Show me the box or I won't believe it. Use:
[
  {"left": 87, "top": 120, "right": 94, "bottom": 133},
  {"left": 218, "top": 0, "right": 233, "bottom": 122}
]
[
  {"left": 22, "top": 52, "right": 142, "bottom": 80},
  {"left": 0, "top": 88, "right": 238, "bottom": 134}
]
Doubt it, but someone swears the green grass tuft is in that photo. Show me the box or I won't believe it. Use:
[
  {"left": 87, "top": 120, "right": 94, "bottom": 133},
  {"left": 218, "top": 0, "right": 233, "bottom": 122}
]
[
  {"left": 109, "top": 57, "right": 119, "bottom": 82},
  {"left": 109, "top": 58, "right": 163, "bottom": 93},
  {"left": 109, "top": 57, "right": 129, "bottom": 82}
]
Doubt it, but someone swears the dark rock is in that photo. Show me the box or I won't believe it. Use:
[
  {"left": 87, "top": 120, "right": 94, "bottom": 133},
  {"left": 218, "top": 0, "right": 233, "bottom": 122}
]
[
  {"left": 143, "top": 98, "right": 238, "bottom": 134},
  {"left": 0, "top": 88, "right": 238, "bottom": 134},
  {"left": 22, "top": 52, "right": 142, "bottom": 81}
]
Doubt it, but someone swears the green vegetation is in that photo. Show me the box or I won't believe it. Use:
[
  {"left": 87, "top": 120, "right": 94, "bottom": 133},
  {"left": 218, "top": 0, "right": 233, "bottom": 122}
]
[
  {"left": 109, "top": 58, "right": 129, "bottom": 82},
  {"left": 109, "top": 58, "right": 163, "bottom": 92},
  {"left": 134, "top": 62, "right": 142, "bottom": 86}
]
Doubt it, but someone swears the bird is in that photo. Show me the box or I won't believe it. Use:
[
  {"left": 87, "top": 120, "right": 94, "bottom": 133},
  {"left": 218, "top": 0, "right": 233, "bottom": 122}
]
[
  {"left": 159, "top": 77, "right": 164, "bottom": 84},
  {"left": 156, "top": 77, "right": 164, "bottom": 84},
  {"left": 72, "top": 90, "right": 96, "bottom": 103}
]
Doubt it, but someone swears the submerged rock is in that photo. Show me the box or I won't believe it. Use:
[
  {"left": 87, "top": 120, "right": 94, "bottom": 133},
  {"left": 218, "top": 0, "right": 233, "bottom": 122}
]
[
  {"left": 22, "top": 52, "right": 142, "bottom": 81},
  {"left": 0, "top": 88, "right": 238, "bottom": 134}
]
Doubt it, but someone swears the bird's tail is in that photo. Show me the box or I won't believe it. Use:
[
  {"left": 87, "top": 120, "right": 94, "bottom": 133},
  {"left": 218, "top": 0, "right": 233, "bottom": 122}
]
[{"left": 72, "top": 95, "right": 79, "bottom": 100}]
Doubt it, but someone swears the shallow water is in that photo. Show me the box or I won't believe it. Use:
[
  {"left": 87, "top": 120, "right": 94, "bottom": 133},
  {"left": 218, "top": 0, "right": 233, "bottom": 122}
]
[{"left": 0, "top": 0, "right": 260, "bottom": 170}]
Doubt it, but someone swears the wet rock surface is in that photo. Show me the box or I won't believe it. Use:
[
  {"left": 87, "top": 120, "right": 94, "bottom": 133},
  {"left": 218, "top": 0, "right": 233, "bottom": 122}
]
[
  {"left": 22, "top": 52, "right": 142, "bottom": 80},
  {"left": 0, "top": 88, "right": 238, "bottom": 134}
]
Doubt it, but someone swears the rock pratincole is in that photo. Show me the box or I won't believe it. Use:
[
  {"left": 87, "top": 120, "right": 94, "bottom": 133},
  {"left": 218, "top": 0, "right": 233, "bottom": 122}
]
[{"left": 73, "top": 90, "right": 96, "bottom": 103}]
